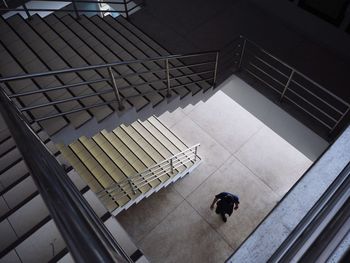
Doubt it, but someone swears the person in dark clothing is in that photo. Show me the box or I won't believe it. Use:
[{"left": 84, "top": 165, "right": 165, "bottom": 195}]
[{"left": 210, "top": 192, "right": 239, "bottom": 222}]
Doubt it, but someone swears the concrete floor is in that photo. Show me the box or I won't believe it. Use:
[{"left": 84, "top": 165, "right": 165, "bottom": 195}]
[{"left": 116, "top": 76, "right": 327, "bottom": 263}]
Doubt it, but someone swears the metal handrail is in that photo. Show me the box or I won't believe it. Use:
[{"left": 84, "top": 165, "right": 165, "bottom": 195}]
[
  {"left": 235, "top": 35, "right": 350, "bottom": 135},
  {"left": 1, "top": 51, "right": 219, "bottom": 123},
  {"left": 0, "top": 0, "right": 145, "bottom": 20},
  {"left": 0, "top": 86, "right": 132, "bottom": 262},
  {"left": 97, "top": 144, "right": 200, "bottom": 202}
]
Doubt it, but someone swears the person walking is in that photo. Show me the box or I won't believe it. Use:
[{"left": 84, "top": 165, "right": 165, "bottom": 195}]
[{"left": 210, "top": 192, "right": 239, "bottom": 222}]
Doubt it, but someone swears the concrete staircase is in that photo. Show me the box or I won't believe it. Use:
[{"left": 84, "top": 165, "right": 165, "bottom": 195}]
[
  {"left": 0, "top": 13, "right": 217, "bottom": 145},
  {"left": 0, "top": 114, "right": 147, "bottom": 262},
  {"left": 57, "top": 115, "right": 201, "bottom": 216}
]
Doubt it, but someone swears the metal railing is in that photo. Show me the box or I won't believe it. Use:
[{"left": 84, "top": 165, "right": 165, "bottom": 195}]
[
  {"left": 0, "top": 84, "right": 132, "bottom": 262},
  {"left": 0, "top": 0, "right": 145, "bottom": 20},
  {"left": 0, "top": 51, "right": 219, "bottom": 123},
  {"left": 97, "top": 144, "right": 200, "bottom": 204},
  {"left": 230, "top": 36, "right": 350, "bottom": 135}
]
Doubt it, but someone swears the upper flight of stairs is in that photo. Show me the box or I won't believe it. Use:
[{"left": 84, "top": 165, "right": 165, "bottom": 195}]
[
  {"left": 0, "top": 113, "right": 148, "bottom": 263},
  {"left": 0, "top": 13, "right": 216, "bottom": 145},
  {"left": 57, "top": 115, "right": 201, "bottom": 215}
]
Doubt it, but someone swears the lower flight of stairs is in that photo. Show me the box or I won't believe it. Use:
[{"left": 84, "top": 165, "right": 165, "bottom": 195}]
[
  {"left": 57, "top": 115, "right": 202, "bottom": 216},
  {"left": 0, "top": 114, "right": 147, "bottom": 262},
  {"left": 0, "top": 13, "right": 218, "bottom": 145}
]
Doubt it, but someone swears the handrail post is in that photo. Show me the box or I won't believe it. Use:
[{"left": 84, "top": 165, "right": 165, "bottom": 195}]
[
  {"left": 238, "top": 36, "right": 247, "bottom": 70},
  {"left": 170, "top": 158, "right": 174, "bottom": 174},
  {"left": 329, "top": 106, "right": 350, "bottom": 135},
  {"left": 72, "top": 0, "right": 80, "bottom": 19},
  {"left": 212, "top": 52, "right": 219, "bottom": 88},
  {"left": 128, "top": 179, "right": 137, "bottom": 194},
  {"left": 123, "top": 0, "right": 129, "bottom": 20},
  {"left": 280, "top": 70, "right": 295, "bottom": 102},
  {"left": 165, "top": 58, "right": 172, "bottom": 98},
  {"left": 194, "top": 146, "right": 198, "bottom": 161},
  {"left": 108, "top": 66, "right": 125, "bottom": 111},
  {"left": 22, "top": 4, "right": 32, "bottom": 20}
]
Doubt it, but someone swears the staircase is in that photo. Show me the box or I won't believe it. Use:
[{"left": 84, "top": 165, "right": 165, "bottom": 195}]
[
  {"left": 0, "top": 113, "right": 147, "bottom": 262},
  {"left": 57, "top": 115, "right": 201, "bottom": 215},
  {"left": 0, "top": 13, "right": 218, "bottom": 145}
]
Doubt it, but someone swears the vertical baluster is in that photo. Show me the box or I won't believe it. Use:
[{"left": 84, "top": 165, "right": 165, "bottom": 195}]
[
  {"left": 108, "top": 67, "right": 125, "bottom": 111},
  {"left": 213, "top": 52, "right": 219, "bottom": 87},
  {"left": 123, "top": 0, "right": 129, "bottom": 20},
  {"left": 280, "top": 70, "right": 295, "bottom": 102},
  {"left": 194, "top": 146, "right": 198, "bottom": 161},
  {"left": 170, "top": 158, "right": 174, "bottom": 174},
  {"left": 22, "top": 4, "right": 32, "bottom": 20},
  {"left": 165, "top": 58, "right": 171, "bottom": 97},
  {"left": 72, "top": 0, "right": 80, "bottom": 19},
  {"left": 238, "top": 36, "right": 247, "bottom": 70}
]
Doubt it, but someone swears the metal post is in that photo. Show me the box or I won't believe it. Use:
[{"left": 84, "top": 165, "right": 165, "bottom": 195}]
[
  {"left": 128, "top": 179, "right": 137, "bottom": 195},
  {"left": 280, "top": 70, "right": 295, "bottom": 102},
  {"left": 238, "top": 37, "right": 247, "bottom": 70},
  {"left": 123, "top": 0, "right": 129, "bottom": 20},
  {"left": 194, "top": 146, "right": 198, "bottom": 161},
  {"left": 22, "top": 4, "right": 31, "bottom": 20},
  {"left": 165, "top": 58, "right": 172, "bottom": 98},
  {"left": 170, "top": 158, "right": 174, "bottom": 174},
  {"left": 72, "top": 0, "right": 80, "bottom": 19},
  {"left": 2, "top": 0, "right": 8, "bottom": 8},
  {"left": 212, "top": 52, "right": 219, "bottom": 88},
  {"left": 329, "top": 106, "right": 350, "bottom": 135},
  {"left": 108, "top": 67, "right": 125, "bottom": 111}
]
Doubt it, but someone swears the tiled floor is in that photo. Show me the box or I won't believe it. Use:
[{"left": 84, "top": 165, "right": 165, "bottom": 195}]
[{"left": 116, "top": 77, "right": 327, "bottom": 262}]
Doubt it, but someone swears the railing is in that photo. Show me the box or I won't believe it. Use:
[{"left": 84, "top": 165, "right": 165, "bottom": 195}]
[
  {"left": 0, "top": 84, "right": 132, "bottom": 262},
  {"left": 0, "top": 51, "right": 219, "bottom": 123},
  {"left": 228, "top": 36, "right": 350, "bottom": 136},
  {"left": 97, "top": 144, "right": 200, "bottom": 203},
  {"left": 0, "top": 0, "right": 145, "bottom": 20}
]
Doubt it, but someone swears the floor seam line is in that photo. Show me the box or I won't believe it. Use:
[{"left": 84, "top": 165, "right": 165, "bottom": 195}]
[
  {"left": 136, "top": 198, "right": 186, "bottom": 245},
  {"left": 183, "top": 199, "right": 235, "bottom": 251}
]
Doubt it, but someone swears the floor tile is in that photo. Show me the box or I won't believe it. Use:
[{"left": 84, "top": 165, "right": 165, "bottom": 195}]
[
  {"left": 188, "top": 91, "right": 264, "bottom": 154},
  {"left": 235, "top": 126, "right": 313, "bottom": 198},
  {"left": 187, "top": 156, "right": 279, "bottom": 248},
  {"left": 139, "top": 201, "right": 233, "bottom": 263},
  {"left": 158, "top": 108, "right": 186, "bottom": 128},
  {"left": 116, "top": 185, "right": 184, "bottom": 243},
  {"left": 169, "top": 116, "right": 231, "bottom": 197}
]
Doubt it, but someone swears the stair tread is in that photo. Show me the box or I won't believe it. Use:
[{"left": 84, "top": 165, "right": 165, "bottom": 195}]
[
  {"left": 77, "top": 15, "right": 165, "bottom": 107},
  {"left": 28, "top": 15, "right": 115, "bottom": 122},
  {"left": 45, "top": 14, "right": 149, "bottom": 111},
  {"left": 5, "top": 15, "right": 93, "bottom": 129},
  {"left": 114, "top": 127, "right": 161, "bottom": 188},
  {"left": 104, "top": 16, "right": 199, "bottom": 97}
]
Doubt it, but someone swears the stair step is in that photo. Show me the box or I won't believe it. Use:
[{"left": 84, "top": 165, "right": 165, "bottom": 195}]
[
  {"left": 45, "top": 14, "right": 149, "bottom": 112},
  {"left": 87, "top": 15, "right": 168, "bottom": 103},
  {"left": 27, "top": 15, "right": 115, "bottom": 123},
  {"left": 105, "top": 16, "right": 200, "bottom": 97},
  {"left": 148, "top": 116, "right": 188, "bottom": 151},
  {"left": 1, "top": 176, "right": 37, "bottom": 210},
  {"left": 120, "top": 124, "right": 171, "bottom": 183},
  {"left": 99, "top": 130, "right": 152, "bottom": 194},
  {"left": 115, "top": 16, "right": 212, "bottom": 92},
  {"left": 113, "top": 126, "right": 161, "bottom": 188},
  {"left": 0, "top": 147, "right": 21, "bottom": 173},
  {"left": 0, "top": 160, "right": 29, "bottom": 193},
  {"left": 6, "top": 15, "right": 93, "bottom": 129},
  {"left": 0, "top": 137, "right": 15, "bottom": 157}
]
